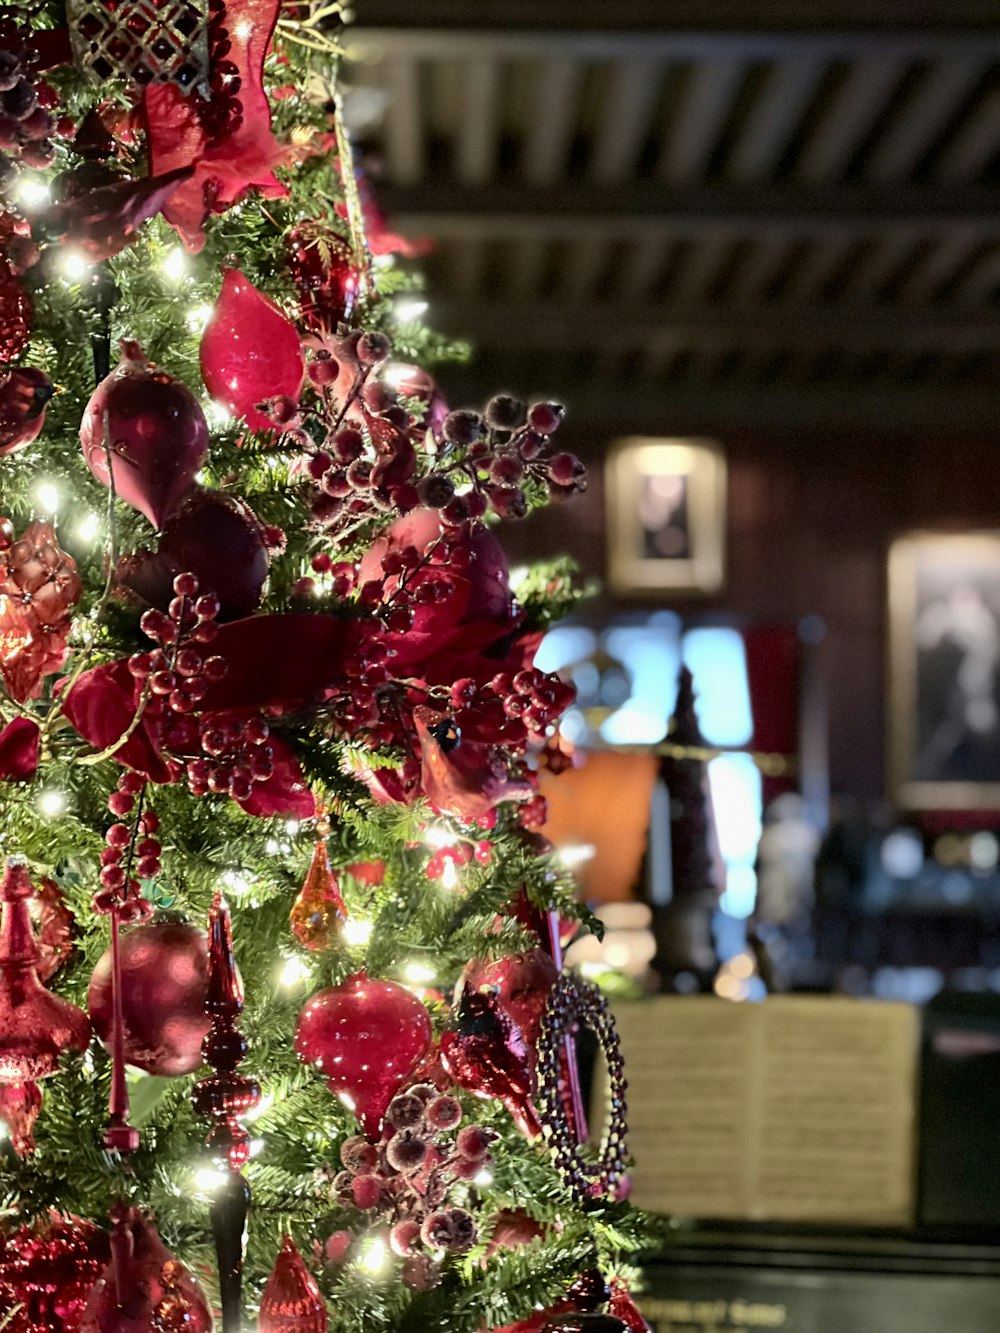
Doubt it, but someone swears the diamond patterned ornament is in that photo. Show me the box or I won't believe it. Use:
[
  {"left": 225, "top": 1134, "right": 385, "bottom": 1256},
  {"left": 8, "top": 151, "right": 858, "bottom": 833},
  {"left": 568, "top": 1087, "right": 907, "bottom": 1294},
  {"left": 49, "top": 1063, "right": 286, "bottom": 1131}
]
[{"left": 67, "top": 0, "right": 210, "bottom": 94}]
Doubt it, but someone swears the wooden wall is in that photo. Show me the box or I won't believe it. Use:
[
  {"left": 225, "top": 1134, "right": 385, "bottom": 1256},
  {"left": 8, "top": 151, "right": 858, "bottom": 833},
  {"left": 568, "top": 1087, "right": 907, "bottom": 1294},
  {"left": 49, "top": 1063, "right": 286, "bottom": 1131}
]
[{"left": 501, "top": 434, "right": 1000, "bottom": 802}]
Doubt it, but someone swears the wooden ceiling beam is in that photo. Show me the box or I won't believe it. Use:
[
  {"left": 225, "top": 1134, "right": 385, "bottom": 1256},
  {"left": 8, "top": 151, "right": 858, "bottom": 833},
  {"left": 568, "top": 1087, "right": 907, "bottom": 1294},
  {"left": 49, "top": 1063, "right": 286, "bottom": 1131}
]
[{"left": 373, "top": 183, "right": 1000, "bottom": 230}]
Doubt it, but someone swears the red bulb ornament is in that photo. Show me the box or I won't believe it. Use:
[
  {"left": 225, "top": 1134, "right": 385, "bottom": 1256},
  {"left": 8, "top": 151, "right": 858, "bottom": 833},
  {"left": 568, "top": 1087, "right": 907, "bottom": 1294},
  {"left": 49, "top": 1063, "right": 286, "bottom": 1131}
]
[
  {"left": 200, "top": 268, "right": 304, "bottom": 434},
  {"left": 79, "top": 340, "right": 208, "bottom": 529},
  {"left": 0, "top": 1212, "right": 109, "bottom": 1333},
  {"left": 295, "top": 972, "right": 432, "bottom": 1139},
  {"left": 88, "top": 921, "right": 210, "bottom": 1077},
  {"left": 118, "top": 487, "right": 271, "bottom": 621},
  {"left": 259, "top": 1235, "right": 328, "bottom": 1333},
  {"left": 80, "top": 1209, "right": 212, "bottom": 1333},
  {"left": 0, "top": 858, "right": 91, "bottom": 1155}
]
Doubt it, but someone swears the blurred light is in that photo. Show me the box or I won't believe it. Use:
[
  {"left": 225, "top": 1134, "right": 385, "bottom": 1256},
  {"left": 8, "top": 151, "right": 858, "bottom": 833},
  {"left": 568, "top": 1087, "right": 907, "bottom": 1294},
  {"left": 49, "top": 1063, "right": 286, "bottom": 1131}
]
[
  {"left": 34, "top": 480, "right": 59, "bottom": 513},
  {"left": 881, "top": 828, "right": 924, "bottom": 879},
  {"left": 245, "top": 1092, "right": 273, "bottom": 1123},
  {"left": 424, "top": 824, "right": 458, "bottom": 849},
  {"left": 234, "top": 19, "right": 253, "bottom": 39},
  {"left": 206, "top": 400, "right": 233, "bottom": 427},
  {"left": 394, "top": 298, "right": 428, "bottom": 323},
  {"left": 161, "top": 247, "right": 187, "bottom": 282},
  {"left": 16, "top": 178, "right": 50, "bottom": 209},
  {"left": 278, "top": 956, "right": 311, "bottom": 989},
  {"left": 440, "top": 858, "right": 459, "bottom": 891},
  {"left": 682, "top": 628, "right": 754, "bottom": 747},
  {"left": 265, "top": 838, "right": 280, "bottom": 855},
  {"left": 37, "top": 790, "right": 66, "bottom": 818},
  {"left": 970, "top": 831, "right": 999, "bottom": 872},
  {"left": 343, "top": 917, "right": 373, "bottom": 947},
  {"left": 709, "top": 754, "right": 762, "bottom": 919},
  {"left": 473, "top": 1167, "right": 493, "bottom": 1187},
  {"left": 195, "top": 1167, "right": 228, "bottom": 1194},
  {"left": 558, "top": 843, "right": 596, "bottom": 869},
  {"left": 248, "top": 1138, "right": 265, "bottom": 1159},
  {"left": 187, "top": 303, "right": 214, "bottom": 333},
  {"left": 59, "top": 250, "right": 90, "bottom": 283},
  {"left": 403, "top": 960, "right": 436, "bottom": 985},
  {"left": 219, "top": 869, "right": 255, "bottom": 900},
  {"left": 358, "top": 1236, "right": 388, "bottom": 1275},
  {"left": 76, "top": 511, "right": 100, "bottom": 543},
  {"left": 285, "top": 820, "right": 300, "bottom": 836}
]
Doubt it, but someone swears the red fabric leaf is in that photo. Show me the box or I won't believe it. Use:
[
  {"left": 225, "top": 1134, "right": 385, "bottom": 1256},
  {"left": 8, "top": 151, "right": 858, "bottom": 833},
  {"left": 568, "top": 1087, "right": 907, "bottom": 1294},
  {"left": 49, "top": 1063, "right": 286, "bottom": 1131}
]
[
  {"left": 61, "top": 660, "right": 172, "bottom": 782},
  {"left": 0, "top": 716, "right": 39, "bottom": 780},
  {"left": 235, "top": 736, "right": 315, "bottom": 818},
  {"left": 46, "top": 166, "right": 194, "bottom": 261},
  {"left": 202, "top": 613, "right": 359, "bottom": 713},
  {"left": 142, "top": 0, "right": 289, "bottom": 252}
]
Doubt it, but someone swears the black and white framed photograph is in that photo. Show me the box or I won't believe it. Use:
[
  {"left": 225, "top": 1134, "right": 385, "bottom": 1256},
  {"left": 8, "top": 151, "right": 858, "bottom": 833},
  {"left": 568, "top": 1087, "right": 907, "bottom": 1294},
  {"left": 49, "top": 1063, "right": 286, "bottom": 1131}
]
[{"left": 890, "top": 532, "right": 1000, "bottom": 809}]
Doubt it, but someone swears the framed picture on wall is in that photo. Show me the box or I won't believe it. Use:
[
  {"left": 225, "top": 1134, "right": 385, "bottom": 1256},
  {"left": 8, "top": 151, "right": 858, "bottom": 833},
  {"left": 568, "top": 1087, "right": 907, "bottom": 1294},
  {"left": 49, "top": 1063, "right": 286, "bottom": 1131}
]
[
  {"left": 889, "top": 531, "right": 1000, "bottom": 809},
  {"left": 605, "top": 437, "right": 726, "bottom": 597}
]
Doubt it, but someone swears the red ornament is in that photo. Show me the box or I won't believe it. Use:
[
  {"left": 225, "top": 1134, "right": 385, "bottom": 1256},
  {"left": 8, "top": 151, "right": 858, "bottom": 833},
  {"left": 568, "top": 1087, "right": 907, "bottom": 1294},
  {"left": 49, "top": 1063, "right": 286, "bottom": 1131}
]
[
  {"left": 30, "top": 876, "right": 75, "bottom": 983},
  {"left": 87, "top": 921, "right": 210, "bottom": 1077},
  {"left": 289, "top": 840, "right": 347, "bottom": 951},
  {"left": 0, "top": 272, "right": 31, "bottom": 364},
  {"left": 80, "top": 1208, "right": 212, "bottom": 1333},
  {"left": 79, "top": 340, "right": 209, "bottom": 529},
  {"left": 0, "top": 368, "right": 54, "bottom": 454},
  {"left": 200, "top": 268, "right": 304, "bottom": 434},
  {"left": 118, "top": 487, "right": 270, "bottom": 621},
  {"left": 607, "top": 1283, "right": 654, "bottom": 1333},
  {"left": 440, "top": 985, "right": 540, "bottom": 1138},
  {"left": 259, "top": 1235, "right": 328, "bottom": 1333},
  {"left": 0, "top": 519, "right": 82, "bottom": 703},
  {"left": 0, "top": 858, "right": 91, "bottom": 1155},
  {"left": 286, "top": 223, "right": 359, "bottom": 333},
  {"left": 295, "top": 972, "right": 432, "bottom": 1139},
  {"left": 0, "top": 1212, "right": 109, "bottom": 1333},
  {"left": 461, "top": 950, "right": 558, "bottom": 1052}
]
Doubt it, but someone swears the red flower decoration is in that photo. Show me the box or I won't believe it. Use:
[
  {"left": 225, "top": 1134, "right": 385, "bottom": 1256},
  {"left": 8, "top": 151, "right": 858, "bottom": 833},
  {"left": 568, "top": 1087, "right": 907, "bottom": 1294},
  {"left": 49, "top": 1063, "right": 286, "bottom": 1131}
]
[
  {"left": 142, "top": 0, "right": 289, "bottom": 252},
  {"left": 0, "top": 521, "right": 82, "bottom": 703}
]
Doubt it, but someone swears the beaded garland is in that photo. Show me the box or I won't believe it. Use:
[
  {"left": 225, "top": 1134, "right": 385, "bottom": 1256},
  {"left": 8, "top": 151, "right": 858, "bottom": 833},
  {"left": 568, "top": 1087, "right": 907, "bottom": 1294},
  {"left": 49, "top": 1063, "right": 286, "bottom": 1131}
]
[{"left": 536, "top": 972, "right": 629, "bottom": 1202}]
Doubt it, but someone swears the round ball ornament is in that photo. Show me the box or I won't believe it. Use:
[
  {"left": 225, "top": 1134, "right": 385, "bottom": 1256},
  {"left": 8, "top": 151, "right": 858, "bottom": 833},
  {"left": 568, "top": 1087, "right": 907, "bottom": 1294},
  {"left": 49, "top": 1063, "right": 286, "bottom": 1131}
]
[
  {"left": 0, "top": 1212, "right": 109, "bottom": 1333},
  {"left": 118, "top": 487, "right": 270, "bottom": 621},
  {"left": 535, "top": 972, "right": 628, "bottom": 1203},
  {"left": 295, "top": 971, "right": 432, "bottom": 1139},
  {"left": 287, "top": 223, "right": 359, "bottom": 333},
  {"left": 79, "top": 340, "right": 209, "bottom": 529},
  {"left": 87, "top": 921, "right": 210, "bottom": 1077}
]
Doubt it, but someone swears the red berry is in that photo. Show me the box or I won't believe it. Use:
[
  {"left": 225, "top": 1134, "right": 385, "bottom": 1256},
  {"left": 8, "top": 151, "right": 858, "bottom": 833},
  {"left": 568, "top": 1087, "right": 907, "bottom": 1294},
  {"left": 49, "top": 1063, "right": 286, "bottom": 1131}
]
[
  {"left": 333, "top": 428, "right": 365, "bottom": 463},
  {"left": 137, "top": 856, "right": 160, "bottom": 880},
  {"left": 390, "top": 1220, "right": 421, "bottom": 1257},
  {"left": 351, "top": 1173, "right": 382, "bottom": 1209},
  {"left": 91, "top": 888, "right": 118, "bottom": 915},
  {"left": 203, "top": 656, "right": 227, "bottom": 682},
  {"left": 547, "top": 452, "right": 585, "bottom": 487},
  {"left": 172, "top": 572, "right": 199, "bottom": 597},
  {"left": 106, "top": 823, "right": 131, "bottom": 849},
  {"left": 357, "top": 331, "right": 391, "bottom": 366},
  {"left": 528, "top": 401, "right": 565, "bottom": 434},
  {"left": 455, "top": 1124, "right": 495, "bottom": 1161},
  {"left": 119, "top": 771, "right": 145, "bottom": 795},
  {"left": 325, "top": 1230, "right": 354, "bottom": 1264},
  {"left": 425, "top": 1095, "right": 462, "bottom": 1131},
  {"left": 194, "top": 594, "right": 220, "bottom": 621},
  {"left": 100, "top": 864, "right": 125, "bottom": 890},
  {"left": 108, "top": 791, "right": 133, "bottom": 816}
]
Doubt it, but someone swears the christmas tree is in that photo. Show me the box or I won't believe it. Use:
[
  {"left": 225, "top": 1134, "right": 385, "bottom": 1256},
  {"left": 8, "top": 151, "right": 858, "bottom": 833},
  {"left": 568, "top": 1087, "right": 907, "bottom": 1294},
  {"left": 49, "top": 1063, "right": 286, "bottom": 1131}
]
[{"left": 0, "top": 4, "right": 656, "bottom": 1331}]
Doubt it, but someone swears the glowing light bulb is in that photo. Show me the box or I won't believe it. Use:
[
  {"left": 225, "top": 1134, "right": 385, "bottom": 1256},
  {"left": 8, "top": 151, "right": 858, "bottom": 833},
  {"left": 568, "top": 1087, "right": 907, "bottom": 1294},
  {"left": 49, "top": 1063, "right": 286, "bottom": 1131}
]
[
  {"left": 440, "top": 858, "right": 459, "bottom": 891},
  {"left": 358, "top": 1236, "right": 388, "bottom": 1275},
  {"left": 206, "top": 400, "right": 233, "bottom": 428},
  {"left": 37, "top": 790, "right": 66, "bottom": 818},
  {"left": 473, "top": 1167, "right": 493, "bottom": 1187},
  {"left": 76, "top": 511, "right": 100, "bottom": 543},
  {"left": 558, "top": 843, "right": 596, "bottom": 869},
  {"left": 34, "top": 480, "right": 59, "bottom": 514},
  {"left": 424, "top": 824, "right": 457, "bottom": 849},
  {"left": 403, "top": 960, "right": 436, "bottom": 985},
  {"left": 343, "top": 917, "right": 373, "bottom": 947},
  {"left": 16, "top": 178, "right": 50, "bottom": 209},
  {"left": 187, "top": 303, "right": 214, "bottom": 334},
  {"left": 161, "top": 247, "right": 187, "bottom": 282},
  {"left": 278, "top": 956, "right": 311, "bottom": 989},
  {"left": 394, "top": 298, "right": 428, "bottom": 323},
  {"left": 194, "top": 1167, "right": 228, "bottom": 1194},
  {"left": 285, "top": 819, "right": 300, "bottom": 836},
  {"left": 60, "top": 250, "right": 90, "bottom": 283}
]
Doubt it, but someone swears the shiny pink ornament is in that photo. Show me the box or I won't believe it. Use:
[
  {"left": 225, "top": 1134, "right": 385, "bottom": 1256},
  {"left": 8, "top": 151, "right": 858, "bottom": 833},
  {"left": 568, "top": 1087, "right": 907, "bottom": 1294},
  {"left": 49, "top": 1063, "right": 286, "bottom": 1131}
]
[
  {"left": 295, "top": 971, "right": 431, "bottom": 1139},
  {"left": 118, "top": 487, "right": 270, "bottom": 621},
  {"left": 80, "top": 1208, "right": 212, "bottom": 1333},
  {"left": 88, "top": 922, "right": 210, "bottom": 1077},
  {"left": 79, "top": 340, "right": 208, "bottom": 529},
  {"left": 0, "top": 858, "right": 91, "bottom": 1155},
  {"left": 259, "top": 1235, "right": 328, "bottom": 1333},
  {"left": 200, "top": 268, "right": 304, "bottom": 433}
]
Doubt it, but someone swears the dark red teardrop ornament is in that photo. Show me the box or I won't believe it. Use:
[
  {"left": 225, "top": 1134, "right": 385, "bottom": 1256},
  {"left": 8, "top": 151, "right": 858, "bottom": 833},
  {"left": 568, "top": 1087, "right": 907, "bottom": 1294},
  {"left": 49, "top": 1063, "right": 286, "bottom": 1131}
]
[
  {"left": 289, "top": 840, "right": 347, "bottom": 951},
  {"left": 79, "top": 340, "right": 209, "bottom": 529},
  {"left": 295, "top": 972, "right": 432, "bottom": 1139},
  {"left": 0, "top": 858, "right": 91, "bottom": 1155},
  {"left": 258, "top": 1235, "right": 328, "bottom": 1333},
  {"left": 200, "top": 268, "right": 304, "bottom": 433}
]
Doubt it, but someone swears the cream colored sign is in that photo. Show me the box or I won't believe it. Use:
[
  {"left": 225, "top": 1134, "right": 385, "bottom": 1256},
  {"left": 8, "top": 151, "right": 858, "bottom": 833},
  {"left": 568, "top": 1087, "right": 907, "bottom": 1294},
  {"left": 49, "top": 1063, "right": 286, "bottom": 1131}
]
[{"left": 607, "top": 996, "right": 918, "bottom": 1227}]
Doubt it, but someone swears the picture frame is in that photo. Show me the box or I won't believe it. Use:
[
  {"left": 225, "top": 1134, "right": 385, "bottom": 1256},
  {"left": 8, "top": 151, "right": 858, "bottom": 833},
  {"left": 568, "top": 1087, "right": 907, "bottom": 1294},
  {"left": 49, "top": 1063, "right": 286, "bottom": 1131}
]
[
  {"left": 605, "top": 437, "right": 726, "bottom": 597},
  {"left": 889, "top": 531, "right": 1000, "bottom": 810}
]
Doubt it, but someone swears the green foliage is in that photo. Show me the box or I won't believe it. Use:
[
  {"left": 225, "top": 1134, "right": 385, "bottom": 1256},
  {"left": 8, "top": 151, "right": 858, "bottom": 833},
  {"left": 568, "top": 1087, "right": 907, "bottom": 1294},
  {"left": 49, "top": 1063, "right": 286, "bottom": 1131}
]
[{"left": 0, "top": 9, "right": 659, "bottom": 1329}]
